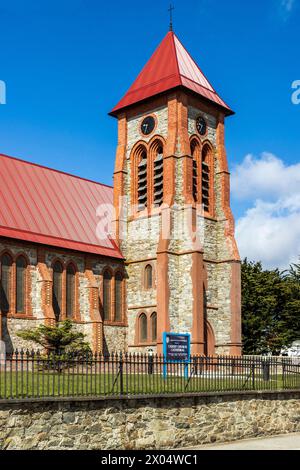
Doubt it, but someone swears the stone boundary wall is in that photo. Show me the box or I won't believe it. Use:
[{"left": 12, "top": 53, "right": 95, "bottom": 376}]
[{"left": 0, "top": 391, "right": 300, "bottom": 450}]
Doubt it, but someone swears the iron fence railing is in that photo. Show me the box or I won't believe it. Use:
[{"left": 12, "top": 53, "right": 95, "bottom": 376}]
[{"left": 0, "top": 351, "right": 300, "bottom": 400}]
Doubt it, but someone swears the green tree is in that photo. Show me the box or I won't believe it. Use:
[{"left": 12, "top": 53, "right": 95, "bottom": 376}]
[
  {"left": 242, "top": 258, "right": 300, "bottom": 355},
  {"left": 285, "top": 258, "right": 300, "bottom": 283},
  {"left": 17, "top": 319, "right": 91, "bottom": 356}
]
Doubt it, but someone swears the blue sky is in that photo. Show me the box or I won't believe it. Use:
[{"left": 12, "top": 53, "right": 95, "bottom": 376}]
[{"left": 0, "top": 0, "right": 299, "bottom": 268}]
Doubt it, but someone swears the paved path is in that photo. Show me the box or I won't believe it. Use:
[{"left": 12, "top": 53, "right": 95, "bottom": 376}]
[{"left": 185, "top": 433, "right": 300, "bottom": 450}]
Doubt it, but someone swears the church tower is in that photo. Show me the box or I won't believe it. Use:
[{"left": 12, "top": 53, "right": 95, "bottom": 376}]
[{"left": 110, "top": 31, "right": 242, "bottom": 355}]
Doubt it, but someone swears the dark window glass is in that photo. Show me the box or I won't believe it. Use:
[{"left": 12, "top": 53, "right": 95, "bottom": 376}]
[
  {"left": 0, "top": 254, "right": 12, "bottom": 313},
  {"left": 145, "top": 264, "right": 153, "bottom": 289},
  {"left": 103, "top": 270, "right": 112, "bottom": 321},
  {"left": 115, "top": 272, "right": 123, "bottom": 322},
  {"left": 16, "top": 256, "right": 26, "bottom": 313},
  {"left": 151, "top": 312, "right": 157, "bottom": 342},
  {"left": 53, "top": 261, "right": 63, "bottom": 322},
  {"left": 66, "top": 264, "right": 76, "bottom": 319},
  {"left": 139, "top": 313, "right": 147, "bottom": 343}
]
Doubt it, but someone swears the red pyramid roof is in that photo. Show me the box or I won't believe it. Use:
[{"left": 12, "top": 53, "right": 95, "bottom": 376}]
[{"left": 110, "top": 31, "right": 233, "bottom": 116}]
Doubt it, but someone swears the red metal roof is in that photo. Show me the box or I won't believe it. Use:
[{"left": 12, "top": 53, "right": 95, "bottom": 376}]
[
  {"left": 0, "top": 154, "right": 123, "bottom": 259},
  {"left": 110, "top": 31, "right": 233, "bottom": 116}
]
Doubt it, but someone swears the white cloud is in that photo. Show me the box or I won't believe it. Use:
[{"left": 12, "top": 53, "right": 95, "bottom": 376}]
[
  {"left": 279, "top": 0, "right": 296, "bottom": 19},
  {"left": 232, "top": 153, "right": 300, "bottom": 269},
  {"left": 281, "top": 0, "right": 295, "bottom": 12},
  {"left": 232, "top": 152, "right": 300, "bottom": 201}
]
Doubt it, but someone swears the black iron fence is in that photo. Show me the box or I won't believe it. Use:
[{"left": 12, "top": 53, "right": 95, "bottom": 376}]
[{"left": 0, "top": 350, "right": 300, "bottom": 399}]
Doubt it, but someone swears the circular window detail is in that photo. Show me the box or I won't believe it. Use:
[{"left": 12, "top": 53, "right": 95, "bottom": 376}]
[
  {"left": 140, "top": 115, "right": 156, "bottom": 136},
  {"left": 196, "top": 116, "right": 207, "bottom": 136}
]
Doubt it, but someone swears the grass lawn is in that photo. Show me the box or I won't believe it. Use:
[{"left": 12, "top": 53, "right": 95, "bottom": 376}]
[{"left": 1, "top": 368, "right": 299, "bottom": 399}]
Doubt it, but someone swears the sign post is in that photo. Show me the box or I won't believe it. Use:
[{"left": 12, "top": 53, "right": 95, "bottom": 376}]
[{"left": 163, "top": 332, "right": 191, "bottom": 379}]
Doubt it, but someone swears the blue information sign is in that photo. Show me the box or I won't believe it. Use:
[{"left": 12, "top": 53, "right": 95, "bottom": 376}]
[{"left": 163, "top": 332, "right": 191, "bottom": 379}]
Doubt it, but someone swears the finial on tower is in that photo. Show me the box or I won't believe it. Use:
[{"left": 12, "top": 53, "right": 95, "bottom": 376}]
[{"left": 168, "top": 4, "right": 175, "bottom": 32}]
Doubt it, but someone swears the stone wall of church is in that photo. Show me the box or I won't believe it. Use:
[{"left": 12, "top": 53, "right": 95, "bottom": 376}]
[
  {"left": 0, "top": 240, "right": 42, "bottom": 353},
  {"left": 1, "top": 317, "right": 44, "bottom": 353},
  {"left": 103, "top": 325, "right": 127, "bottom": 352},
  {"left": 188, "top": 105, "right": 239, "bottom": 354},
  {"left": 126, "top": 105, "right": 168, "bottom": 159},
  {"left": 92, "top": 258, "right": 127, "bottom": 352},
  {"left": 0, "top": 239, "right": 127, "bottom": 354},
  {"left": 116, "top": 99, "right": 240, "bottom": 353},
  {"left": 188, "top": 106, "right": 217, "bottom": 145},
  {"left": 123, "top": 108, "right": 163, "bottom": 349},
  {"left": 168, "top": 253, "right": 193, "bottom": 334}
]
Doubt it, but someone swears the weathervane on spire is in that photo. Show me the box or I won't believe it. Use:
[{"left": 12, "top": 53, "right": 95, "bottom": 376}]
[{"left": 168, "top": 4, "right": 175, "bottom": 32}]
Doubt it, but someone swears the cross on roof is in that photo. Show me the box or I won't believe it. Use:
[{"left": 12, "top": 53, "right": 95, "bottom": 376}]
[{"left": 168, "top": 4, "right": 175, "bottom": 32}]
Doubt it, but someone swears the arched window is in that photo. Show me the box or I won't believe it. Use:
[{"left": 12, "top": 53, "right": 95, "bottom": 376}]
[
  {"left": 139, "top": 313, "right": 148, "bottom": 343},
  {"left": 103, "top": 270, "right": 112, "bottom": 321},
  {"left": 144, "top": 264, "right": 153, "bottom": 289},
  {"left": 0, "top": 254, "right": 12, "bottom": 313},
  {"left": 115, "top": 272, "right": 123, "bottom": 322},
  {"left": 137, "top": 148, "right": 148, "bottom": 211},
  {"left": 53, "top": 261, "right": 63, "bottom": 322},
  {"left": 16, "top": 256, "right": 27, "bottom": 314},
  {"left": 191, "top": 139, "right": 200, "bottom": 202},
  {"left": 202, "top": 144, "right": 212, "bottom": 213},
  {"left": 66, "top": 264, "right": 76, "bottom": 319},
  {"left": 151, "top": 312, "right": 157, "bottom": 342},
  {"left": 153, "top": 145, "right": 163, "bottom": 207}
]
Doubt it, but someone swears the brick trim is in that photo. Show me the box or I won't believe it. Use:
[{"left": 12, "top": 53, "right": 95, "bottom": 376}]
[
  {"left": 84, "top": 256, "right": 103, "bottom": 353},
  {"left": 134, "top": 309, "right": 157, "bottom": 347},
  {"left": 50, "top": 257, "right": 80, "bottom": 322},
  {"left": 100, "top": 266, "right": 126, "bottom": 326},
  {"left": 0, "top": 249, "right": 33, "bottom": 319},
  {"left": 37, "top": 248, "right": 55, "bottom": 325},
  {"left": 130, "top": 136, "right": 166, "bottom": 218},
  {"left": 141, "top": 261, "right": 156, "bottom": 291}
]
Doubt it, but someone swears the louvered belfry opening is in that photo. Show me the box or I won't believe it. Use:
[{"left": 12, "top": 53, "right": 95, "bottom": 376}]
[
  {"left": 191, "top": 139, "right": 200, "bottom": 202},
  {"left": 137, "top": 149, "right": 148, "bottom": 211},
  {"left": 153, "top": 146, "right": 163, "bottom": 207},
  {"left": 202, "top": 144, "right": 211, "bottom": 212}
]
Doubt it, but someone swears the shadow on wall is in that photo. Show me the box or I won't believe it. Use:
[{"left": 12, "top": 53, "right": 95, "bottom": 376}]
[
  {"left": 204, "top": 288, "right": 215, "bottom": 356},
  {"left": 1, "top": 316, "right": 14, "bottom": 354},
  {"left": 102, "top": 335, "right": 109, "bottom": 356}
]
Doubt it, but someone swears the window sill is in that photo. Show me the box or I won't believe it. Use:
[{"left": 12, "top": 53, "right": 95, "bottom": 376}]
[
  {"left": 103, "top": 321, "right": 128, "bottom": 327},
  {"left": 6, "top": 313, "right": 36, "bottom": 320}
]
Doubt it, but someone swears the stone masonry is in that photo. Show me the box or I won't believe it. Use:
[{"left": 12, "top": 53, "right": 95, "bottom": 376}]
[{"left": 0, "top": 391, "right": 300, "bottom": 450}]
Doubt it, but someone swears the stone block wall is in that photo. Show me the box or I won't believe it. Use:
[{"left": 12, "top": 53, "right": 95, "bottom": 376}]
[
  {"left": 0, "top": 391, "right": 300, "bottom": 450},
  {"left": 0, "top": 239, "right": 126, "bottom": 353},
  {"left": 117, "top": 96, "right": 241, "bottom": 354}
]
